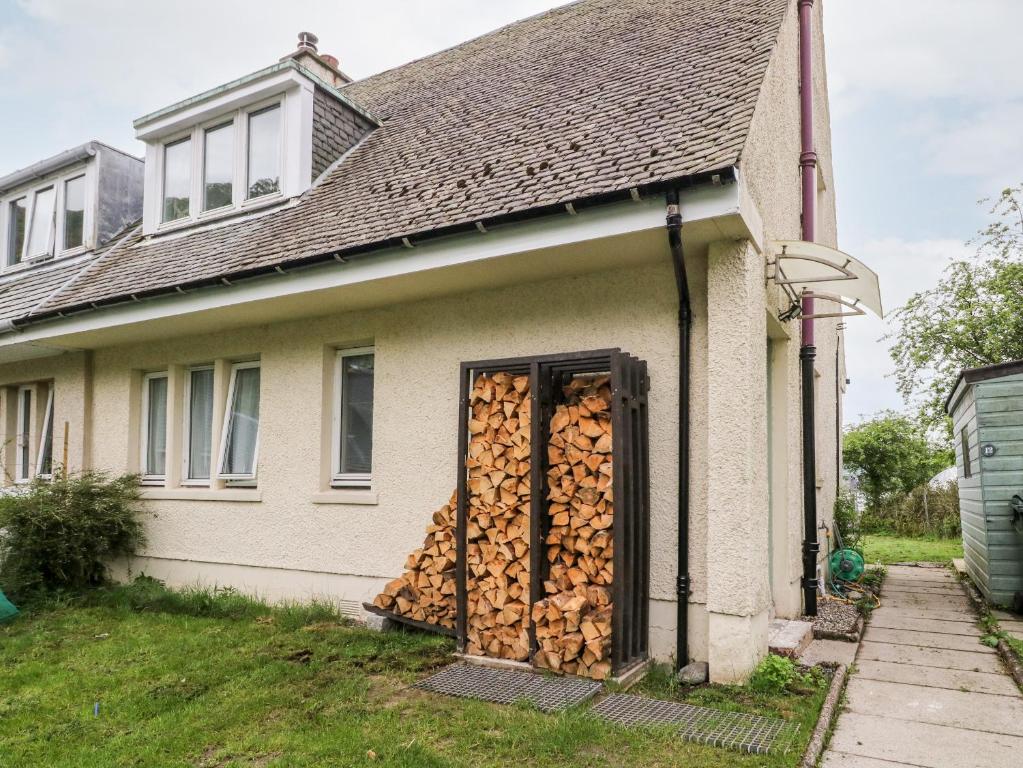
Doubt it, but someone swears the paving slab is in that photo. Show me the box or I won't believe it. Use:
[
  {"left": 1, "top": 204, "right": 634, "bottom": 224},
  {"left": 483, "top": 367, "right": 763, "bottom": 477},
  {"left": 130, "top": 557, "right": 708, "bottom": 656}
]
[
  {"left": 843, "top": 677, "right": 1023, "bottom": 736},
  {"left": 828, "top": 712, "right": 1023, "bottom": 768},
  {"left": 998, "top": 618, "right": 1023, "bottom": 634},
  {"left": 861, "top": 626, "right": 994, "bottom": 654},
  {"left": 870, "top": 606, "right": 981, "bottom": 623},
  {"left": 882, "top": 583, "right": 965, "bottom": 596},
  {"left": 822, "top": 752, "right": 929, "bottom": 768},
  {"left": 857, "top": 640, "right": 1004, "bottom": 673},
  {"left": 798, "top": 638, "right": 858, "bottom": 666},
  {"left": 866, "top": 614, "right": 981, "bottom": 636},
  {"left": 991, "top": 609, "right": 1022, "bottom": 621},
  {"left": 880, "top": 594, "right": 972, "bottom": 611},
  {"left": 854, "top": 659, "right": 1021, "bottom": 696}
]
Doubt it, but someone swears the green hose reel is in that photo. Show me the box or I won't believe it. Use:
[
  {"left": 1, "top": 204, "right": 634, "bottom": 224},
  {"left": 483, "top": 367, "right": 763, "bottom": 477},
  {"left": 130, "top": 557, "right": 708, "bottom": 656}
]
[{"left": 829, "top": 548, "right": 865, "bottom": 582}]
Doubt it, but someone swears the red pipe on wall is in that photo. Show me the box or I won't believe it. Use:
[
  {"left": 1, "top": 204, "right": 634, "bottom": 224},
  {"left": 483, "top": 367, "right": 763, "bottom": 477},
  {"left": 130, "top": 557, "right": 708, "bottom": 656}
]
[
  {"left": 798, "top": 0, "right": 820, "bottom": 616},
  {"left": 799, "top": 0, "right": 818, "bottom": 339}
]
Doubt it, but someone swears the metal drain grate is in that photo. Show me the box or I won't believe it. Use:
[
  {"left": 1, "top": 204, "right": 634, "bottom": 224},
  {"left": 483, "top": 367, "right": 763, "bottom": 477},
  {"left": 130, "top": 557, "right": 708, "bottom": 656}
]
[
  {"left": 591, "top": 693, "right": 800, "bottom": 755},
  {"left": 414, "top": 662, "right": 602, "bottom": 712}
]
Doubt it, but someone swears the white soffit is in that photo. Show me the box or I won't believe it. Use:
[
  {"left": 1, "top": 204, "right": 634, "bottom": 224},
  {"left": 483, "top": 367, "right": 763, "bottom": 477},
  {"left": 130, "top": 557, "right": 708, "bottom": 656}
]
[{"left": 771, "top": 240, "right": 883, "bottom": 318}]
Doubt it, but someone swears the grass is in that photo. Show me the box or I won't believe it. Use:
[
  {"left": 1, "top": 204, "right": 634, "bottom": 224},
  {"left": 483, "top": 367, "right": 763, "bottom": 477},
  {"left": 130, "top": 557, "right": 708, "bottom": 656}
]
[
  {"left": 0, "top": 578, "right": 829, "bottom": 768},
  {"left": 861, "top": 533, "right": 963, "bottom": 565}
]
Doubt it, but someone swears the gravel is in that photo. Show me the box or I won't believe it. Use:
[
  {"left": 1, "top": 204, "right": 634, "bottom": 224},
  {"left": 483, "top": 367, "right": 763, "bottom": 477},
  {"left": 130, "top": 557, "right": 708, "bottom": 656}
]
[{"left": 803, "top": 599, "right": 861, "bottom": 641}]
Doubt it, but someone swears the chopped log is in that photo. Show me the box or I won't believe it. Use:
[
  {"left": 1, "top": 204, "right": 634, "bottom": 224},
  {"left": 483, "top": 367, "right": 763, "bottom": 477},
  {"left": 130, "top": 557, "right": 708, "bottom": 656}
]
[
  {"left": 371, "top": 492, "right": 458, "bottom": 629},
  {"left": 530, "top": 373, "right": 615, "bottom": 680}
]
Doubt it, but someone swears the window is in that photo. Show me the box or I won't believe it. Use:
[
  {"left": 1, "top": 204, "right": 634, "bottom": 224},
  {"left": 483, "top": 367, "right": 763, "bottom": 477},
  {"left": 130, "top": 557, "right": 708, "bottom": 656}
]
[
  {"left": 203, "top": 122, "right": 234, "bottom": 211},
  {"left": 141, "top": 372, "right": 169, "bottom": 482},
  {"left": 63, "top": 176, "right": 86, "bottom": 250},
  {"left": 961, "top": 426, "right": 972, "bottom": 479},
  {"left": 332, "top": 347, "right": 374, "bottom": 487},
  {"left": 246, "top": 104, "right": 281, "bottom": 200},
  {"left": 7, "top": 198, "right": 26, "bottom": 265},
  {"left": 26, "top": 186, "right": 55, "bottom": 258},
  {"left": 183, "top": 366, "right": 215, "bottom": 482},
  {"left": 218, "top": 362, "right": 260, "bottom": 479},
  {"left": 14, "top": 386, "right": 32, "bottom": 483},
  {"left": 162, "top": 137, "right": 192, "bottom": 222},
  {"left": 37, "top": 388, "right": 54, "bottom": 479}
]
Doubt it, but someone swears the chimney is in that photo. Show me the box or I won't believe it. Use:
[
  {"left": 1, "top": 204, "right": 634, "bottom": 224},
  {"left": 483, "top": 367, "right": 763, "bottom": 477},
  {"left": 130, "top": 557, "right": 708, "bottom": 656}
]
[
  {"left": 296, "top": 31, "right": 319, "bottom": 53},
  {"left": 283, "top": 32, "right": 352, "bottom": 87}
]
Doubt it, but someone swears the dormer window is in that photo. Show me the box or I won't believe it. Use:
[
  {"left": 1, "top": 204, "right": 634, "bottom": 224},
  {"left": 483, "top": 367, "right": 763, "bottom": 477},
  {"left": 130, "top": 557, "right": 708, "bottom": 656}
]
[
  {"left": 152, "top": 100, "right": 285, "bottom": 230},
  {"left": 0, "top": 141, "right": 144, "bottom": 271}
]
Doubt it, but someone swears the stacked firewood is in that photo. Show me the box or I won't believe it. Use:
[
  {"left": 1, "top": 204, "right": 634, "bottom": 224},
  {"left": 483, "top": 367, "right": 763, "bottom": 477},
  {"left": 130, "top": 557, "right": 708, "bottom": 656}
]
[
  {"left": 532, "top": 374, "right": 614, "bottom": 680},
  {"left": 372, "top": 493, "right": 458, "bottom": 629},
  {"left": 464, "top": 372, "right": 533, "bottom": 661}
]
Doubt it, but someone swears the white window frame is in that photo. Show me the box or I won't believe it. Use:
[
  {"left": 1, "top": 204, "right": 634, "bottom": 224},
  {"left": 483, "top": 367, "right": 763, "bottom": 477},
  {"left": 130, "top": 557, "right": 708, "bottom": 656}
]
[
  {"left": 35, "top": 386, "right": 54, "bottom": 480},
  {"left": 181, "top": 364, "right": 215, "bottom": 486},
  {"left": 154, "top": 97, "right": 285, "bottom": 234},
  {"left": 14, "top": 385, "right": 32, "bottom": 483},
  {"left": 216, "top": 361, "right": 261, "bottom": 482},
  {"left": 140, "top": 371, "right": 169, "bottom": 485},
  {"left": 1, "top": 162, "right": 94, "bottom": 271},
  {"left": 331, "top": 346, "right": 374, "bottom": 489}
]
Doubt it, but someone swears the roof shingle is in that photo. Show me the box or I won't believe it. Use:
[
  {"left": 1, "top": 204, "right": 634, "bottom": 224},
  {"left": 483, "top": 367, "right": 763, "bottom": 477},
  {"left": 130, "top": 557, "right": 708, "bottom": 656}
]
[{"left": 31, "top": 0, "right": 790, "bottom": 319}]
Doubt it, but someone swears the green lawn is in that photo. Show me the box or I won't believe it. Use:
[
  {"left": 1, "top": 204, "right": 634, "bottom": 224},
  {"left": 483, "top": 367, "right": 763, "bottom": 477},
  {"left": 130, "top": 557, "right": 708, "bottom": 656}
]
[
  {"left": 861, "top": 534, "right": 963, "bottom": 565},
  {"left": 0, "top": 580, "right": 827, "bottom": 768}
]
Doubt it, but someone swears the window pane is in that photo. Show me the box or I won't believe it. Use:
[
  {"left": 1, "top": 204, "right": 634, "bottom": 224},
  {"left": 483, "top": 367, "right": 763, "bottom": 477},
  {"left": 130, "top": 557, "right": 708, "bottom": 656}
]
[
  {"left": 39, "top": 392, "right": 54, "bottom": 476},
  {"left": 63, "top": 176, "right": 86, "bottom": 249},
  {"left": 146, "top": 376, "right": 168, "bottom": 476},
  {"left": 221, "top": 366, "right": 260, "bottom": 476},
  {"left": 203, "top": 122, "right": 233, "bottom": 211},
  {"left": 18, "top": 389, "right": 31, "bottom": 480},
  {"left": 187, "top": 368, "right": 214, "bottom": 480},
  {"left": 8, "top": 198, "right": 26, "bottom": 264},
  {"left": 27, "top": 187, "right": 55, "bottom": 257},
  {"left": 339, "top": 353, "right": 374, "bottom": 475},
  {"left": 162, "top": 138, "right": 191, "bottom": 222},
  {"left": 247, "top": 105, "right": 280, "bottom": 199}
]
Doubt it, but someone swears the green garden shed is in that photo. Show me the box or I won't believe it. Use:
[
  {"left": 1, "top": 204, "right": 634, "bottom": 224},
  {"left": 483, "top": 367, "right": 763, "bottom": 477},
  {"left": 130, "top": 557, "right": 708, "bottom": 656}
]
[{"left": 947, "top": 360, "right": 1023, "bottom": 607}]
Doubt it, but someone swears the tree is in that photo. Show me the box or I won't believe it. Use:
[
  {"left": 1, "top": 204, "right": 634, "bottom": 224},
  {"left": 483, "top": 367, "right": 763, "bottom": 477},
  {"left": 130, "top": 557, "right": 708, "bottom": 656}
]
[
  {"left": 843, "top": 412, "right": 953, "bottom": 514},
  {"left": 889, "top": 187, "right": 1023, "bottom": 427}
]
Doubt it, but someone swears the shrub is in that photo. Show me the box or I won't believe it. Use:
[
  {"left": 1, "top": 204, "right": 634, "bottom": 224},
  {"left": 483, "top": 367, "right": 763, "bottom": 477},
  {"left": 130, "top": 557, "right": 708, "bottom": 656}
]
[
  {"left": 0, "top": 471, "right": 145, "bottom": 598},
  {"left": 833, "top": 486, "right": 861, "bottom": 552},
  {"left": 861, "top": 481, "right": 960, "bottom": 538},
  {"left": 749, "top": 654, "right": 799, "bottom": 694}
]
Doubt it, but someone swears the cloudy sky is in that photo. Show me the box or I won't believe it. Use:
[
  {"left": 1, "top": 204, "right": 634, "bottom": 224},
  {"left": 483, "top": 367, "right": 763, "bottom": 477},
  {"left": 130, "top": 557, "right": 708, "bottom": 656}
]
[{"left": 0, "top": 0, "right": 1018, "bottom": 424}]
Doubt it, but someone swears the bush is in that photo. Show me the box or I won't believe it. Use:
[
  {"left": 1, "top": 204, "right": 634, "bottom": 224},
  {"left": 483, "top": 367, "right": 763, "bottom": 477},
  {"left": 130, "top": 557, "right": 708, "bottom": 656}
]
[
  {"left": 0, "top": 472, "right": 145, "bottom": 598},
  {"left": 861, "top": 481, "right": 960, "bottom": 538},
  {"left": 749, "top": 654, "right": 799, "bottom": 694},
  {"left": 833, "top": 486, "right": 861, "bottom": 552}
]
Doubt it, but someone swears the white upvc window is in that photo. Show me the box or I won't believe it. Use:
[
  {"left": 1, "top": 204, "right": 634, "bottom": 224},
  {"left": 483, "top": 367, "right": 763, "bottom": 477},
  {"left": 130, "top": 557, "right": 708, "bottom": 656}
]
[
  {"left": 2, "top": 164, "right": 93, "bottom": 269},
  {"left": 182, "top": 365, "right": 215, "bottom": 484},
  {"left": 217, "top": 361, "right": 261, "bottom": 481},
  {"left": 140, "top": 372, "right": 169, "bottom": 484},
  {"left": 36, "top": 387, "right": 54, "bottom": 479},
  {"left": 14, "top": 385, "right": 32, "bottom": 483},
  {"left": 332, "top": 347, "right": 374, "bottom": 488},
  {"left": 156, "top": 99, "right": 284, "bottom": 231}
]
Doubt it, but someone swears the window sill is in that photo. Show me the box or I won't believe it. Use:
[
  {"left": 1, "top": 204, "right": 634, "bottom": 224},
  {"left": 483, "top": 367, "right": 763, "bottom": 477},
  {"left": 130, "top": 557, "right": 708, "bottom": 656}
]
[
  {"left": 140, "top": 488, "right": 262, "bottom": 502},
  {"left": 312, "top": 490, "right": 378, "bottom": 506}
]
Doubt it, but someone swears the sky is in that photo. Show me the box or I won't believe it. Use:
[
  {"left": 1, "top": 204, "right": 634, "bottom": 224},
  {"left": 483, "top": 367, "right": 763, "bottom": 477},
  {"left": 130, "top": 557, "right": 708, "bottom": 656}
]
[{"left": 1, "top": 0, "right": 1020, "bottom": 425}]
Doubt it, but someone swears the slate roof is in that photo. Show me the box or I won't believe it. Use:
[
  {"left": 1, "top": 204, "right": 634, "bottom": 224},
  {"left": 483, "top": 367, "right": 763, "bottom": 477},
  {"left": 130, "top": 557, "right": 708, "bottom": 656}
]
[
  {"left": 0, "top": 256, "right": 95, "bottom": 325},
  {"left": 26, "top": 0, "right": 790, "bottom": 323}
]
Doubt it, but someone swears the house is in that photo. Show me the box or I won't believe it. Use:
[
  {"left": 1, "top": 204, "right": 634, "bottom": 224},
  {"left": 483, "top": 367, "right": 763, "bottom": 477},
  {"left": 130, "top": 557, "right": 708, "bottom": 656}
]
[{"left": 0, "top": 0, "right": 877, "bottom": 682}]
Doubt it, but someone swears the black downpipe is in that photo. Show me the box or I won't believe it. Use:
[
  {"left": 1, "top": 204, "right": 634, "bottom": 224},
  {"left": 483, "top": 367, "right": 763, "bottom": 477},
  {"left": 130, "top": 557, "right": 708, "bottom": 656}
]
[
  {"left": 666, "top": 190, "right": 692, "bottom": 669},
  {"left": 800, "top": 345, "right": 819, "bottom": 615}
]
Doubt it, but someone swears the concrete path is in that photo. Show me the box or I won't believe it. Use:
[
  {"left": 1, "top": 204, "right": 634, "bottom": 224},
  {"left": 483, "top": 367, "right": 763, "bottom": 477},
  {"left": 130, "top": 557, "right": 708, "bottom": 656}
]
[{"left": 822, "top": 564, "right": 1023, "bottom": 768}]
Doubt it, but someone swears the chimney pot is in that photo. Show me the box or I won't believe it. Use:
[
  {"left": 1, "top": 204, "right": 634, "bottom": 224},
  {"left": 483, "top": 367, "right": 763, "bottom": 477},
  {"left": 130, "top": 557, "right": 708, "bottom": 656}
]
[{"left": 297, "top": 31, "right": 319, "bottom": 53}]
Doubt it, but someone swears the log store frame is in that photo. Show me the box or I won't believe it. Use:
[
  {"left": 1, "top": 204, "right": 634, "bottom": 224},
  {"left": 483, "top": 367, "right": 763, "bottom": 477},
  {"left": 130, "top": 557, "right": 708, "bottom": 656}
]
[{"left": 455, "top": 348, "right": 651, "bottom": 676}]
